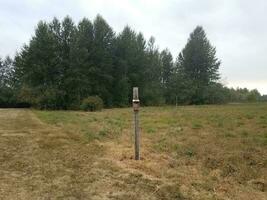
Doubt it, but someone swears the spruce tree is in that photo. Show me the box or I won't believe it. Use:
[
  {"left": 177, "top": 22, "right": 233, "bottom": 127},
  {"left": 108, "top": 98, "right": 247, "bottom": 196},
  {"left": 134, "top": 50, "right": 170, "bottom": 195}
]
[
  {"left": 143, "top": 37, "right": 164, "bottom": 105},
  {"left": 113, "top": 26, "right": 136, "bottom": 106},
  {"left": 20, "top": 21, "right": 61, "bottom": 108},
  {"left": 59, "top": 16, "right": 77, "bottom": 108},
  {"left": 129, "top": 32, "right": 147, "bottom": 95},
  {"left": 0, "top": 56, "right": 16, "bottom": 107},
  {"left": 92, "top": 15, "right": 115, "bottom": 106},
  {"left": 68, "top": 18, "right": 94, "bottom": 108},
  {"left": 177, "top": 26, "right": 221, "bottom": 104},
  {"left": 160, "top": 49, "right": 173, "bottom": 103}
]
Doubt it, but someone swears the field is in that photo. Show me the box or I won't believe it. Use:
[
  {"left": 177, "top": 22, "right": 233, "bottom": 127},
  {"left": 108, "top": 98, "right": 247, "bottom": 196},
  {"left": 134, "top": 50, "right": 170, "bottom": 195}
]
[{"left": 0, "top": 104, "right": 266, "bottom": 200}]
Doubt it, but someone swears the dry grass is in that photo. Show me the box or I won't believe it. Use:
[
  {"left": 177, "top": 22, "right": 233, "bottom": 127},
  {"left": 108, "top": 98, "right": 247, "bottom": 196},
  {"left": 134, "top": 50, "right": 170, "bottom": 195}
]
[{"left": 0, "top": 104, "right": 266, "bottom": 199}]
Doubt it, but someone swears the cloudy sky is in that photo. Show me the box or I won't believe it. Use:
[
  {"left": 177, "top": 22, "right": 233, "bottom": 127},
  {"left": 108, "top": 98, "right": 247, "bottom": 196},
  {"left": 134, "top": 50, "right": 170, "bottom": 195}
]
[{"left": 1, "top": 0, "right": 267, "bottom": 94}]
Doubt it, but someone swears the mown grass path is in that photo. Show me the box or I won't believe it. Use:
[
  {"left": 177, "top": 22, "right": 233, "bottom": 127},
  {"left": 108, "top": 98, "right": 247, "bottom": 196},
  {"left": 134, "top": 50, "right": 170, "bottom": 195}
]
[{"left": 0, "top": 109, "right": 174, "bottom": 200}]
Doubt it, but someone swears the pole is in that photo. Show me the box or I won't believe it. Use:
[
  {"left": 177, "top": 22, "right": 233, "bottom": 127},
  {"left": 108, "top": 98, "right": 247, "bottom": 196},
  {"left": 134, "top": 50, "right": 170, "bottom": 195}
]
[
  {"left": 134, "top": 110, "right": 140, "bottom": 160},
  {"left": 133, "top": 87, "right": 140, "bottom": 160}
]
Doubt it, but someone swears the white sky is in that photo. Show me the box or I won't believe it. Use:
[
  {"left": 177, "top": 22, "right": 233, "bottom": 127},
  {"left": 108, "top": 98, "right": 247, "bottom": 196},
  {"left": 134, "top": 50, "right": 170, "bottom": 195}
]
[{"left": 0, "top": 0, "right": 267, "bottom": 94}]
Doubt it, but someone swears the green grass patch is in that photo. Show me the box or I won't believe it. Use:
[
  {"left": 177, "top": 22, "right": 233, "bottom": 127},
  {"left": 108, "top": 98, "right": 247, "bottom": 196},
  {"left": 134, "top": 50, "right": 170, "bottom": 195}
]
[{"left": 192, "top": 122, "right": 203, "bottom": 129}]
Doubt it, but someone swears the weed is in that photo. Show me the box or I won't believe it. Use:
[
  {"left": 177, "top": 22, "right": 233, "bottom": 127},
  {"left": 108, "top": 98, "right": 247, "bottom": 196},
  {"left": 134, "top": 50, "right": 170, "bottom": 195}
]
[
  {"left": 241, "top": 130, "right": 249, "bottom": 137},
  {"left": 224, "top": 132, "right": 235, "bottom": 138},
  {"left": 217, "top": 121, "right": 224, "bottom": 127},
  {"left": 185, "top": 148, "right": 195, "bottom": 157},
  {"left": 192, "top": 123, "right": 203, "bottom": 129},
  {"left": 84, "top": 130, "right": 99, "bottom": 141},
  {"left": 147, "top": 127, "right": 156, "bottom": 134},
  {"left": 246, "top": 114, "right": 254, "bottom": 119},
  {"left": 98, "top": 129, "right": 108, "bottom": 137}
]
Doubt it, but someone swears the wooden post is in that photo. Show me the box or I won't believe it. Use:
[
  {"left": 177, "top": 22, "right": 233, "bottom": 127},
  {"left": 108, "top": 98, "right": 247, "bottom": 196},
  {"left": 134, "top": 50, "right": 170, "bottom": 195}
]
[{"left": 133, "top": 87, "right": 140, "bottom": 160}]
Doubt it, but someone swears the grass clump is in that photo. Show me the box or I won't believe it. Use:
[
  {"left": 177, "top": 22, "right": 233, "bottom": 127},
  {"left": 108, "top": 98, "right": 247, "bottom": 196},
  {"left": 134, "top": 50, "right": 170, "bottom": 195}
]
[
  {"left": 185, "top": 148, "right": 196, "bottom": 157},
  {"left": 80, "top": 96, "right": 103, "bottom": 112},
  {"left": 192, "top": 122, "right": 203, "bottom": 129}
]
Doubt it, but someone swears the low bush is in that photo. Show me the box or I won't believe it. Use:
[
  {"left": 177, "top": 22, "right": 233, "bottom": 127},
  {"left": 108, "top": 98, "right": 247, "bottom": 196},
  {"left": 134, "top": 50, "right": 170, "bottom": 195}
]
[{"left": 80, "top": 96, "right": 104, "bottom": 111}]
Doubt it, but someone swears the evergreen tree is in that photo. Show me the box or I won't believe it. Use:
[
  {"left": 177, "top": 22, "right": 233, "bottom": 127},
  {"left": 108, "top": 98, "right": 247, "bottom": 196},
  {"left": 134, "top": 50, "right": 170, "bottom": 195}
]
[
  {"left": 0, "top": 57, "right": 13, "bottom": 87},
  {"left": 113, "top": 26, "right": 149, "bottom": 106},
  {"left": 59, "top": 16, "right": 77, "bottom": 108},
  {"left": 0, "top": 56, "right": 16, "bottom": 107},
  {"left": 18, "top": 21, "right": 61, "bottom": 108},
  {"left": 247, "top": 89, "right": 261, "bottom": 102},
  {"left": 69, "top": 18, "right": 94, "bottom": 107},
  {"left": 160, "top": 49, "right": 174, "bottom": 103},
  {"left": 9, "top": 16, "right": 258, "bottom": 109},
  {"left": 113, "top": 26, "right": 135, "bottom": 106},
  {"left": 129, "top": 32, "right": 147, "bottom": 98},
  {"left": 92, "top": 15, "right": 115, "bottom": 107},
  {"left": 177, "top": 26, "right": 221, "bottom": 104},
  {"left": 143, "top": 37, "right": 164, "bottom": 105}
]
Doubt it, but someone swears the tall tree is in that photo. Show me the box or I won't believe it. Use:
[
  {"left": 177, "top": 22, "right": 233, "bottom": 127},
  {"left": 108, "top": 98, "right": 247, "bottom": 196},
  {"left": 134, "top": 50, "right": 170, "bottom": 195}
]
[
  {"left": 177, "top": 26, "right": 221, "bottom": 104},
  {"left": 69, "top": 18, "right": 94, "bottom": 107},
  {"left": 142, "top": 37, "right": 165, "bottom": 105},
  {"left": 18, "top": 21, "right": 61, "bottom": 108},
  {"left": 113, "top": 26, "right": 136, "bottom": 106},
  {"left": 59, "top": 16, "right": 77, "bottom": 108},
  {"left": 129, "top": 32, "right": 147, "bottom": 97},
  {"left": 0, "top": 56, "right": 13, "bottom": 87},
  {"left": 92, "top": 15, "right": 115, "bottom": 106},
  {"left": 160, "top": 49, "right": 174, "bottom": 103},
  {"left": 0, "top": 56, "right": 15, "bottom": 107},
  {"left": 160, "top": 49, "right": 173, "bottom": 85},
  {"left": 113, "top": 26, "right": 149, "bottom": 106}
]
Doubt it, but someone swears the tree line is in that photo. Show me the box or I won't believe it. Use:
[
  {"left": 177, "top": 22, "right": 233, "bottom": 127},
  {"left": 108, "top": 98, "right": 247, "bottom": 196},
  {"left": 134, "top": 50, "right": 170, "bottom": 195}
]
[{"left": 0, "top": 15, "right": 264, "bottom": 109}]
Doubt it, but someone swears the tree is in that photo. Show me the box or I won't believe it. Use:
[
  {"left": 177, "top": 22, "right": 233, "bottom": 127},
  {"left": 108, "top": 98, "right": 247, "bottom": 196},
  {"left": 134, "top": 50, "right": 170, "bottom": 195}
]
[
  {"left": 14, "top": 21, "right": 61, "bottom": 108},
  {"left": 160, "top": 49, "right": 174, "bottom": 103},
  {"left": 59, "top": 16, "right": 77, "bottom": 109},
  {"left": 113, "top": 26, "right": 149, "bottom": 106},
  {"left": 0, "top": 56, "right": 16, "bottom": 107},
  {"left": 66, "top": 18, "right": 95, "bottom": 108},
  {"left": 128, "top": 32, "right": 147, "bottom": 102},
  {"left": 91, "top": 15, "right": 115, "bottom": 107},
  {"left": 0, "top": 56, "right": 13, "bottom": 87},
  {"left": 177, "top": 26, "right": 221, "bottom": 104},
  {"left": 11, "top": 16, "right": 256, "bottom": 109},
  {"left": 143, "top": 37, "right": 165, "bottom": 105},
  {"left": 247, "top": 89, "right": 261, "bottom": 102},
  {"left": 113, "top": 26, "right": 136, "bottom": 106}
]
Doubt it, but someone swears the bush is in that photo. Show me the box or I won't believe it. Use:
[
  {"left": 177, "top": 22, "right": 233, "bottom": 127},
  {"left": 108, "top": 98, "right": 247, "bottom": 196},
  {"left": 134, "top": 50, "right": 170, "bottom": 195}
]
[{"left": 80, "top": 96, "right": 104, "bottom": 111}]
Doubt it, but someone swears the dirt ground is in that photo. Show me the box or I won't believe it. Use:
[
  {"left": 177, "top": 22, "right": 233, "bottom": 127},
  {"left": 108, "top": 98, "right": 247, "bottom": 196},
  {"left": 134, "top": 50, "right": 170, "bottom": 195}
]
[{"left": 0, "top": 107, "right": 266, "bottom": 199}]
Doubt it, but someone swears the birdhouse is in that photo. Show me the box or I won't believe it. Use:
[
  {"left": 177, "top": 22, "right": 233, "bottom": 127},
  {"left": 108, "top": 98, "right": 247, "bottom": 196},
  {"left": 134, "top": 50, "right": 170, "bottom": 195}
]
[{"left": 132, "top": 87, "right": 140, "bottom": 111}]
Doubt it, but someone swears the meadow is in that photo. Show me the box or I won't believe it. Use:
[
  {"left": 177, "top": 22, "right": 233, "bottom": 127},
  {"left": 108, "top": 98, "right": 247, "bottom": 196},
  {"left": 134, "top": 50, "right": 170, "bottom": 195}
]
[{"left": 0, "top": 103, "right": 266, "bottom": 199}]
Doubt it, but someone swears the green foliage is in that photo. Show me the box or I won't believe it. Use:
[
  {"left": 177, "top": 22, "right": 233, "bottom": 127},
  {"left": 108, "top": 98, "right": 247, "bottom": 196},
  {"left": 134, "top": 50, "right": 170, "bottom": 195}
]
[
  {"left": 247, "top": 89, "right": 261, "bottom": 102},
  {"left": 174, "top": 26, "right": 221, "bottom": 104},
  {"left": 0, "top": 56, "right": 18, "bottom": 107},
  {"left": 1, "top": 16, "right": 263, "bottom": 109},
  {"left": 113, "top": 26, "right": 148, "bottom": 106},
  {"left": 80, "top": 96, "right": 104, "bottom": 111},
  {"left": 161, "top": 49, "right": 174, "bottom": 103},
  {"left": 142, "top": 37, "right": 165, "bottom": 105},
  {"left": 227, "top": 87, "right": 262, "bottom": 102},
  {"left": 261, "top": 95, "right": 267, "bottom": 101},
  {"left": 203, "top": 83, "right": 229, "bottom": 104}
]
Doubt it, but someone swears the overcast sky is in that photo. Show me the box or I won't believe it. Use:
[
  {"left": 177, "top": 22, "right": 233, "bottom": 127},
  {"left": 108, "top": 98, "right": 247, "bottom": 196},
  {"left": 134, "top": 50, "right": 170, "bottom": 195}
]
[{"left": 1, "top": 0, "right": 267, "bottom": 94}]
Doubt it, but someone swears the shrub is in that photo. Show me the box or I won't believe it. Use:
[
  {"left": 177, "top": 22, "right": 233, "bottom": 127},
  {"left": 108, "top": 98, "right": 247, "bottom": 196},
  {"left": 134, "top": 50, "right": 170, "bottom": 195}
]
[{"left": 80, "top": 96, "right": 104, "bottom": 111}]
